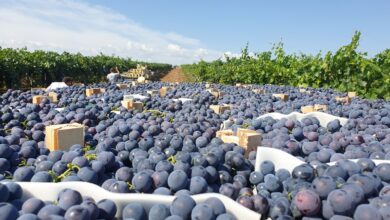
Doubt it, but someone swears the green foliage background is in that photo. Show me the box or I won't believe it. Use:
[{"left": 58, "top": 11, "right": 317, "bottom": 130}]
[
  {"left": 0, "top": 49, "right": 172, "bottom": 89},
  {"left": 182, "top": 32, "right": 390, "bottom": 100}
]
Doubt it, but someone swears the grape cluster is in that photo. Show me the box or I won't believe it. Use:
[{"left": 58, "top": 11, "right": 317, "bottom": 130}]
[
  {"left": 1, "top": 81, "right": 390, "bottom": 219},
  {"left": 0, "top": 182, "right": 235, "bottom": 220},
  {"left": 239, "top": 159, "right": 390, "bottom": 219}
]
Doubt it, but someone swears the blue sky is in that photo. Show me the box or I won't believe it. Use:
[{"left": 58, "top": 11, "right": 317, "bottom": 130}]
[{"left": 0, "top": 0, "right": 389, "bottom": 64}]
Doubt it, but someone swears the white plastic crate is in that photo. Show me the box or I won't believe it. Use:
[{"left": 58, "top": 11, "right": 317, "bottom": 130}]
[{"left": 16, "top": 182, "right": 261, "bottom": 219}]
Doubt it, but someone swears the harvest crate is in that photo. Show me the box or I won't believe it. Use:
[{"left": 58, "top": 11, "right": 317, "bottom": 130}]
[
  {"left": 252, "top": 89, "right": 265, "bottom": 94},
  {"left": 299, "top": 88, "right": 311, "bottom": 94},
  {"left": 160, "top": 86, "right": 172, "bottom": 97},
  {"left": 45, "top": 123, "right": 85, "bottom": 151},
  {"left": 301, "top": 104, "right": 328, "bottom": 113},
  {"left": 335, "top": 96, "right": 351, "bottom": 104},
  {"left": 210, "top": 105, "right": 231, "bottom": 114},
  {"left": 301, "top": 105, "right": 315, "bottom": 114},
  {"left": 48, "top": 92, "right": 58, "bottom": 103},
  {"left": 85, "top": 88, "right": 105, "bottom": 97},
  {"left": 348, "top": 91, "right": 357, "bottom": 98},
  {"left": 32, "top": 95, "right": 48, "bottom": 104},
  {"left": 147, "top": 90, "right": 159, "bottom": 96},
  {"left": 116, "top": 84, "right": 129, "bottom": 90},
  {"left": 217, "top": 128, "right": 261, "bottom": 156},
  {"left": 314, "top": 104, "right": 327, "bottom": 111},
  {"left": 206, "top": 88, "right": 224, "bottom": 99},
  {"left": 121, "top": 99, "right": 143, "bottom": 111},
  {"left": 272, "top": 93, "right": 289, "bottom": 101}
]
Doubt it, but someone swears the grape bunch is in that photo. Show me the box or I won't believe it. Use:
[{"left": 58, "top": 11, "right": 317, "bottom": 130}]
[
  {"left": 1, "top": 81, "right": 390, "bottom": 220},
  {"left": 0, "top": 182, "right": 236, "bottom": 220},
  {"left": 234, "top": 159, "right": 390, "bottom": 219}
]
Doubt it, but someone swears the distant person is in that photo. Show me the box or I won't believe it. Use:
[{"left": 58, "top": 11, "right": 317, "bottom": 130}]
[{"left": 107, "top": 67, "right": 120, "bottom": 82}]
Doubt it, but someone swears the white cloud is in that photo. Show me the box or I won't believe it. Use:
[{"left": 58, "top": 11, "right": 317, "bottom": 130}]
[{"left": 0, "top": 0, "right": 226, "bottom": 64}]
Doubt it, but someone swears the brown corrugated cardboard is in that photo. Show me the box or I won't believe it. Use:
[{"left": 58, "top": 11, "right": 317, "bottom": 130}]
[
  {"left": 160, "top": 86, "right": 172, "bottom": 97},
  {"left": 314, "top": 104, "right": 327, "bottom": 111},
  {"left": 217, "top": 128, "right": 261, "bottom": 156},
  {"left": 210, "top": 105, "right": 231, "bottom": 114},
  {"left": 33, "top": 95, "right": 48, "bottom": 104},
  {"left": 121, "top": 100, "right": 143, "bottom": 111},
  {"left": 299, "top": 88, "right": 311, "bottom": 94},
  {"left": 206, "top": 89, "right": 224, "bottom": 99},
  {"left": 335, "top": 96, "right": 351, "bottom": 104},
  {"left": 45, "top": 123, "right": 84, "bottom": 151},
  {"left": 252, "top": 89, "right": 265, "bottom": 94},
  {"left": 272, "top": 94, "right": 289, "bottom": 101},
  {"left": 85, "top": 88, "right": 103, "bottom": 97},
  {"left": 116, "top": 84, "right": 129, "bottom": 89},
  {"left": 48, "top": 92, "right": 58, "bottom": 103},
  {"left": 147, "top": 90, "right": 159, "bottom": 95},
  {"left": 301, "top": 105, "right": 315, "bottom": 114},
  {"left": 347, "top": 92, "right": 357, "bottom": 98},
  {"left": 237, "top": 128, "right": 262, "bottom": 156},
  {"left": 216, "top": 130, "right": 239, "bottom": 145}
]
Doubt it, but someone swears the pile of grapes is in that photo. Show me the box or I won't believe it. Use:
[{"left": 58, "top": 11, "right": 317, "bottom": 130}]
[{"left": 0, "top": 82, "right": 389, "bottom": 220}]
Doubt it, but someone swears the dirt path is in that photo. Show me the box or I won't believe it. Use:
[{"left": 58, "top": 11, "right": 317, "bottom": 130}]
[{"left": 160, "top": 67, "right": 191, "bottom": 82}]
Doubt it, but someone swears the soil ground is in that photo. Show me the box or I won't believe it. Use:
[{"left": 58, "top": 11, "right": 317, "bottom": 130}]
[{"left": 160, "top": 67, "right": 192, "bottom": 82}]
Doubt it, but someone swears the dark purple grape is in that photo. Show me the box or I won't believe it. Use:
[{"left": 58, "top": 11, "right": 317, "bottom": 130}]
[
  {"left": 293, "top": 189, "right": 321, "bottom": 216},
  {"left": 170, "top": 195, "right": 196, "bottom": 219},
  {"left": 353, "top": 204, "right": 381, "bottom": 220},
  {"left": 122, "top": 203, "right": 147, "bottom": 220},
  {"left": 191, "top": 203, "right": 215, "bottom": 220}
]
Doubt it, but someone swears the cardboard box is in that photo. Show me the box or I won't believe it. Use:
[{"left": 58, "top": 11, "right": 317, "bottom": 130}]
[
  {"left": 314, "top": 104, "right": 327, "bottom": 111},
  {"left": 252, "top": 89, "right": 265, "bottom": 94},
  {"left": 210, "top": 105, "right": 231, "bottom": 114},
  {"left": 217, "top": 128, "right": 261, "bottom": 156},
  {"left": 335, "top": 96, "right": 351, "bottom": 104},
  {"left": 147, "top": 90, "right": 159, "bottom": 96},
  {"left": 116, "top": 84, "right": 129, "bottom": 90},
  {"left": 45, "top": 123, "right": 85, "bottom": 151},
  {"left": 33, "top": 95, "right": 48, "bottom": 104},
  {"left": 31, "top": 87, "right": 46, "bottom": 92},
  {"left": 301, "top": 105, "right": 315, "bottom": 114},
  {"left": 85, "top": 88, "right": 104, "bottom": 97},
  {"left": 299, "top": 88, "right": 311, "bottom": 94},
  {"left": 121, "top": 100, "right": 143, "bottom": 111},
  {"left": 160, "top": 86, "right": 172, "bottom": 97},
  {"left": 48, "top": 92, "right": 58, "bottom": 103},
  {"left": 216, "top": 130, "right": 239, "bottom": 145},
  {"left": 237, "top": 128, "right": 262, "bottom": 156},
  {"left": 272, "top": 93, "right": 289, "bottom": 101},
  {"left": 348, "top": 91, "right": 357, "bottom": 98},
  {"left": 206, "top": 89, "right": 224, "bottom": 99}
]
